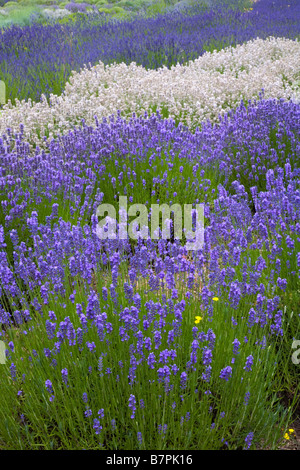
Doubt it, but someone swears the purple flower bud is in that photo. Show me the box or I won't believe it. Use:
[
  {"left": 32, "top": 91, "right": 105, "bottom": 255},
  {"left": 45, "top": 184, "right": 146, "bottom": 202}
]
[{"left": 219, "top": 366, "right": 232, "bottom": 381}]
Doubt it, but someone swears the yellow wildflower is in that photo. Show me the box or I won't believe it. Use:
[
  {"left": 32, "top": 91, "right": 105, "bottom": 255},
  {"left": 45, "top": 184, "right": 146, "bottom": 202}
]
[
  {"left": 289, "top": 429, "right": 295, "bottom": 434},
  {"left": 212, "top": 297, "right": 219, "bottom": 301},
  {"left": 284, "top": 433, "right": 290, "bottom": 440},
  {"left": 195, "top": 316, "right": 202, "bottom": 324}
]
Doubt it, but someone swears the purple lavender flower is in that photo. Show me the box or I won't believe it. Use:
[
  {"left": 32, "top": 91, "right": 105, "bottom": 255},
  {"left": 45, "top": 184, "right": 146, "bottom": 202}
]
[
  {"left": 147, "top": 352, "right": 156, "bottom": 369},
  {"left": 44, "top": 348, "right": 51, "bottom": 358},
  {"left": 45, "top": 320, "right": 56, "bottom": 340},
  {"left": 202, "top": 347, "right": 212, "bottom": 365},
  {"left": 45, "top": 379, "right": 53, "bottom": 394},
  {"left": 159, "top": 349, "right": 170, "bottom": 364},
  {"left": 158, "top": 424, "right": 168, "bottom": 436},
  {"left": 202, "top": 365, "right": 212, "bottom": 382},
  {"left": 86, "top": 341, "right": 96, "bottom": 353},
  {"left": 82, "top": 393, "right": 88, "bottom": 403},
  {"left": 244, "top": 355, "right": 254, "bottom": 372},
  {"left": 144, "top": 337, "right": 152, "bottom": 351},
  {"left": 232, "top": 339, "right": 241, "bottom": 355},
  {"left": 219, "top": 366, "right": 232, "bottom": 381},
  {"left": 93, "top": 418, "right": 102, "bottom": 435},
  {"left": 65, "top": 2, "right": 88, "bottom": 13},
  {"left": 244, "top": 392, "right": 250, "bottom": 406},
  {"left": 153, "top": 330, "right": 162, "bottom": 349},
  {"left": 77, "top": 327, "right": 83, "bottom": 345},
  {"left": 139, "top": 399, "right": 145, "bottom": 409},
  {"left": 61, "top": 368, "right": 68, "bottom": 386},
  {"left": 277, "top": 277, "right": 287, "bottom": 291},
  {"left": 248, "top": 308, "right": 256, "bottom": 327},
  {"left": 10, "top": 363, "right": 17, "bottom": 381},
  {"left": 180, "top": 371, "right": 187, "bottom": 389},
  {"left": 157, "top": 365, "right": 171, "bottom": 386},
  {"left": 128, "top": 394, "right": 136, "bottom": 419},
  {"left": 98, "top": 356, "right": 103, "bottom": 375},
  {"left": 244, "top": 432, "right": 254, "bottom": 450},
  {"left": 206, "top": 329, "right": 216, "bottom": 349},
  {"left": 102, "top": 287, "right": 108, "bottom": 302},
  {"left": 84, "top": 408, "right": 92, "bottom": 418}
]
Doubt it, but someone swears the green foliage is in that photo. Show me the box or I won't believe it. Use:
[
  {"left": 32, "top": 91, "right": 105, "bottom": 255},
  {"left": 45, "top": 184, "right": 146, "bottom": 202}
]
[
  {"left": 213, "top": 0, "right": 253, "bottom": 10},
  {"left": 0, "top": 4, "right": 42, "bottom": 27},
  {"left": 116, "top": 0, "right": 141, "bottom": 11},
  {"left": 97, "top": 6, "right": 111, "bottom": 13},
  {"left": 111, "top": 6, "right": 126, "bottom": 17},
  {"left": 35, "top": 0, "right": 59, "bottom": 5},
  {"left": 96, "top": 5, "right": 129, "bottom": 19},
  {"left": 3, "top": 1, "right": 18, "bottom": 6},
  {"left": 0, "top": 254, "right": 293, "bottom": 449},
  {"left": 146, "top": 0, "right": 167, "bottom": 17}
]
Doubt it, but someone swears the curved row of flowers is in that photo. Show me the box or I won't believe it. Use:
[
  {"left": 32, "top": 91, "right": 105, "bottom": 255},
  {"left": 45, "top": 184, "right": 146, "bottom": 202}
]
[{"left": 1, "top": 37, "right": 300, "bottom": 148}]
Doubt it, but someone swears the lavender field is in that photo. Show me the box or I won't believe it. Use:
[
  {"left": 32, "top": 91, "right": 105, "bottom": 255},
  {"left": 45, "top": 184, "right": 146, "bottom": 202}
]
[{"left": 0, "top": 0, "right": 300, "bottom": 451}]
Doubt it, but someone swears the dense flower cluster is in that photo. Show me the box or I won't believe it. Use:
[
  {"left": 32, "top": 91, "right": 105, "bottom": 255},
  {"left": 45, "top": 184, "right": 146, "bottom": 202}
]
[
  {"left": 0, "top": 98, "right": 299, "bottom": 332},
  {"left": 1, "top": 0, "right": 299, "bottom": 106},
  {"left": 0, "top": 94, "right": 298, "bottom": 447},
  {"left": 1, "top": 37, "right": 300, "bottom": 147}
]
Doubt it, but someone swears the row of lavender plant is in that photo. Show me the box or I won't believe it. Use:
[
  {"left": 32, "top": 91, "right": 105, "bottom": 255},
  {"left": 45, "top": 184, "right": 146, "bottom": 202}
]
[
  {"left": 2, "top": 37, "right": 300, "bottom": 150},
  {"left": 0, "top": 0, "right": 299, "bottom": 106},
  {"left": 0, "top": 97, "right": 299, "bottom": 449}
]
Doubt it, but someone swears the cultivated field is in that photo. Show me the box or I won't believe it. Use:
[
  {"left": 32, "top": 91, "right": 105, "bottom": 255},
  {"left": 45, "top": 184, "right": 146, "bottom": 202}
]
[{"left": 0, "top": 0, "right": 299, "bottom": 450}]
